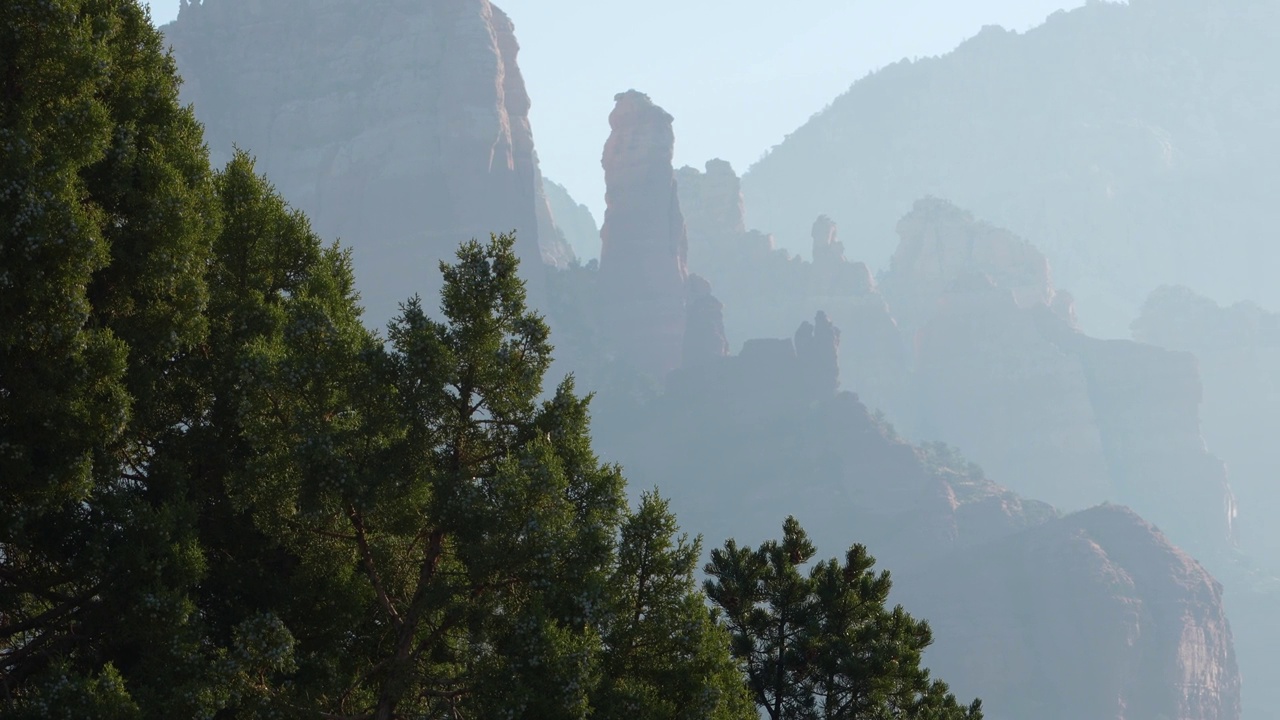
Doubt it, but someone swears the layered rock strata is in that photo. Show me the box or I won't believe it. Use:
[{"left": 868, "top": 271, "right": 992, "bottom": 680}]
[
  {"left": 163, "top": 0, "right": 556, "bottom": 325},
  {"left": 597, "top": 91, "right": 690, "bottom": 378}
]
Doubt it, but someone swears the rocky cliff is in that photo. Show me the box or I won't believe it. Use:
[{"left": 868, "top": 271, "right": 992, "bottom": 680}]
[
  {"left": 900, "top": 505, "right": 1240, "bottom": 720},
  {"left": 882, "top": 198, "right": 1056, "bottom": 337},
  {"left": 596, "top": 91, "right": 690, "bottom": 378},
  {"left": 665, "top": 159, "right": 1259, "bottom": 714},
  {"left": 682, "top": 274, "right": 729, "bottom": 369},
  {"left": 162, "top": 0, "right": 560, "bottom": 325},
  {"left": 1132, "top": 287, "right": 1280, "bottom": 718},
  {"left": 543, "top": 178, "right": 600, "bottom": 262},
  {"left": 594, "top": 313, "right": 1240, "bottom": 720},
  {"left": 881, "top": 201, "right": 1235, "bottom": 553},
  {"left": 1133, "top": 287, "right": 1280, "bottom": 561},
  {"left": 675, "top": 160, "right": 907, "bottom": 413}
]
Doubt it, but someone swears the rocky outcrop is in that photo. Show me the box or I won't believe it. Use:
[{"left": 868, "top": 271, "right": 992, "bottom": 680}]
[
  {"left": 605, "top": 314, "right": 1239, "bottom": 719},
  {"left": 810, "top": 215, "right": 844, "bottom": 265},
  {"left": 162, "top": 0, "right": 556, "bottom": 325},
  {"left": 682, "top": 274, "right": 728, "bottom": 369},
  {"left": 883, "top": 198, "right": 1055, "bottom": 337},
  {"left": 597, "top": 90, "right": 689, "bottom": 378},
  {"left": 811, "top": 215, "right": 875, "bottom": 296},
  {"left": 910, "top": 274, "right": 1113, "bottom": 511},
  {"left": 677, "top": 158, "right": 746, "bottom": 243},
  {"left": 1133, "top": 287, "right": 1280, "bottom": 558},
  {"left": 1063, "top": 331, "right": 1235, "bottom": 552},
  {"left": 674, "top": 160, "right": 905, "bottom": 410},
  {"left": 543, "top": 178, "right": 601, "bottom": 262},
  {"left": 1131, "top": 287, "right": 1280, "bottom": 719},
  {"left": 795, "top": 311, "right": 840, "bottom": 399},
  {"left": 900, "top": 505, "right": 1240, "bottom": 720},
  {"left": 534, "top": 168, "right": 577, "bottom": 269},
  {"left": 885, "top": 203, "right": 1235, "bottom": 553}
]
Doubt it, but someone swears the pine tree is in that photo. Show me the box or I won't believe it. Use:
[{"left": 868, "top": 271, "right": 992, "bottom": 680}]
[
  {"left": 705, "top": 517, "right": 983, "bottom": 720},
  {"left": 595, "top": 491, "right": 755, "bottom": 720}
]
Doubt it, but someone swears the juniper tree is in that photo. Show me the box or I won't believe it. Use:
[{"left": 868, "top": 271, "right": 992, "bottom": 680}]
[
  {"left": 1, "top": 1, "right": 227, "bottom": 714},
  {"left": 595, "top": 491, "right": 755, "bottom": 720},
  {"left": 209, "top": 229, "right": 629, "bottom": 718}
]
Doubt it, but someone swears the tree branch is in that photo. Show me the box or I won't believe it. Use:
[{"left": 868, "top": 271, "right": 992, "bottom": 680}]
[{"left": 346, "top": 505, "right": 403, "bottom": 629}]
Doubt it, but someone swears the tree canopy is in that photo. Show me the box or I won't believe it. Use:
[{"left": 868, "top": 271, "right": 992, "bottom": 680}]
[
  {"left": 1, "top": 2, "right": 981, "bottom": 718},
  {"left": 705, "top": 517, "right": 983, "bottom": 720}
]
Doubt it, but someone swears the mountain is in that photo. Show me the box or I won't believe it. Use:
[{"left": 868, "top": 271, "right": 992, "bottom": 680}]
[
  {"left": 578, "top": 310, "right": 1241, "bottom": 720},
  {"left": 741, "top": 0, "right": 1280, "bottom": 335},
  {"left": 539, "top": 91, "right": 1244, "bottom": 718},
  {"left": 543, "top": 178, "right": 601, "bottom": 261},
  {"left": 161, "top": 0, "right": 568, "bottom": 326}
]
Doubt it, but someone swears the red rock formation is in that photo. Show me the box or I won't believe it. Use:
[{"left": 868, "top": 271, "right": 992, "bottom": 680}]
[
  {"left": 162, "top": 0, "right": 553, "bottom": 326},
  {"left": 810, "top": 215, "right": 875, "bottom": 295},
  {"left": 876, "top": 201, "right": 1236, "bottom": 554},
  {"left": 795, "top": 311, "right": 840, "bottom": 398},
  {"left": 597, "top": 90, "right": 689, "bottom": 378},
  {"left": 1059, "top": 329, "right": 1236, "bottom": 552},
  {"left": 682, "top": 274, "right": 729, "bottom": 368},
  {"left": 618, "top": 314, "right": 1240, "bottom": 718},
  {"left": 911, "top": 274, "right": 1114, "bottom": 511},
  {"left": 677, "top": 158, "right": 746, "bottom": 241},
  {"left": 674, "top": 161, "right": 903, "bottom": 411},
  {"left": 534, "top": 166, "right": 577, "bottom": 269},
  {"left": 1133, "top": 286, "right": 1280, "bottom": 559},
  {"left": 810, "top": 215, "right": 845, "bottom": 265},
  {"left": 898, "top": 504, "right": 1240, "bottom": 720},
  {"left": 884, "top": 197, "right": 1055, "bottom": 335}
]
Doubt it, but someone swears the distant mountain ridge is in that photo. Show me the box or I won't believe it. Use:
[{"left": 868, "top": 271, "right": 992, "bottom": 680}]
[{"left": 742, "top": 0, "right": 1280, "bottom": 335}]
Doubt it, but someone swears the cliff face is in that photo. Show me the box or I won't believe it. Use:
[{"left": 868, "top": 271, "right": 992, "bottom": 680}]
[
  {"left": 741, "top": 0, "right": 1280, "bottom": 334},
  {"left": 1133, "top": 287, "right": 1280, "bottom": 561},
  {"left": 675, "top": 160, "right": 907, "bottom": 413},
  {"left": 597, "top": 314, "right": 1239, "bottom": 720},
  {"left": 682, "top": 274, "right": 729, "bottom": 369},
  {"left": 597, "top": 91, "right": 690, "bottom": 378},
  {"left": 542, "top": 179, "right": 600, "bottom": 262},
  {"left": 900, "top": 505, "right": 1240, "bottom": 720},
  {"left": 672, "top": 150, "right": 1237, "bottom": 554},
  {"left": 162, "top": 0, "right": 556, "bottom": 325},
  {"left": 666, "top": 165, "right": 1258, "bottom": 715},
  {"left": 881, "top": 202, "right": 1235, "bottom": 553},
  {"left": 883, "top": 198, "right": 1056, "bottom": 337},
  {"left": 910, "top": 275, "right": 1113, "bottom": 511},
  {"left": 1131, "top": 287, "right": 1280, "bottom": 720}
]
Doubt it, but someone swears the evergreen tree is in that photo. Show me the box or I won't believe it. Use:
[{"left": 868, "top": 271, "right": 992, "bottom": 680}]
[
  {"left": 2, "top": 4, "right": 973, "bottom": 718},
  {"left": 208, "top": 228, "right": 631, "bottom": 718},
  {"left": 705, "top": 517, "right": 983, "bottom": 720},
  {"left": 1, "top": 1, "right": 227, "bottom": 715},
  {"left": 595, "top": 491, "right": 755, "bottom": 720}
]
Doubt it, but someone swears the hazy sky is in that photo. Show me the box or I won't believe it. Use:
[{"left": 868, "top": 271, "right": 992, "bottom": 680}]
[{"left": 146, "top": 0, "right": 1082, "bottom": 224}]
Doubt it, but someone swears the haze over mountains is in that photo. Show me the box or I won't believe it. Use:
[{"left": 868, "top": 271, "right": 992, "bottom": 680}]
[
  {"left": 743, "top": 0, "right": 1280, "bottom": 335},
  {"left": 146, "top": 0, "right": 1086, "bottom": 222},
  {"left": 150, "top": 0, "right": 1279, "bottom": 718}
]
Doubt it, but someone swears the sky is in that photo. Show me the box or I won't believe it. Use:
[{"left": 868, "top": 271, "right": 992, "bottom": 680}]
[{"left": 145, "top": 0, "right": 1083, "bottom": 223}]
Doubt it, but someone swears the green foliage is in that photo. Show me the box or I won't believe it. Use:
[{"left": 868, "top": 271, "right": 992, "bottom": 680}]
[
  {"left": 1, "top": 1, "right": 223, "bottom": 715},
  {"left": 596, "top": 491, "right": 755, "bottom": 720},
  {"left": 705, "top": 517, "right": 983, "bottom": 720},
  {"left": 2, "top": 3, "right": 984, "bottom": 717}
]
